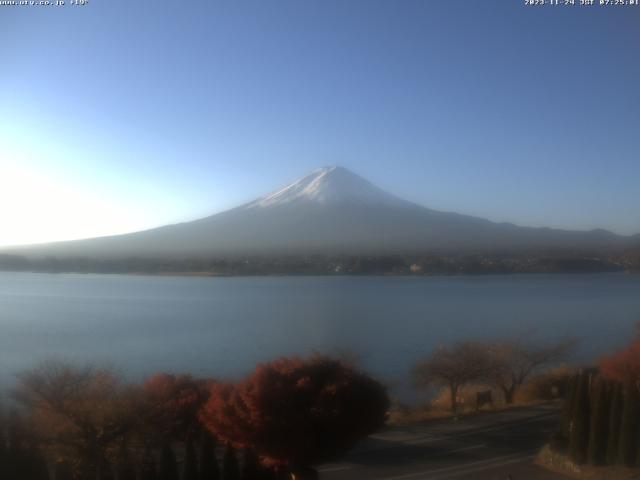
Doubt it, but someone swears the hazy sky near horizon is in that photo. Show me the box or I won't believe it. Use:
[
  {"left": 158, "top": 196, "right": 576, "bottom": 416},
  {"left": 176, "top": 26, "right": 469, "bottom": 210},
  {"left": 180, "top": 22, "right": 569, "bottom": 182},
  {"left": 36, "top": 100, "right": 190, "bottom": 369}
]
[{"left": 1, "top": 1, "right": 639, "bottom": 246}]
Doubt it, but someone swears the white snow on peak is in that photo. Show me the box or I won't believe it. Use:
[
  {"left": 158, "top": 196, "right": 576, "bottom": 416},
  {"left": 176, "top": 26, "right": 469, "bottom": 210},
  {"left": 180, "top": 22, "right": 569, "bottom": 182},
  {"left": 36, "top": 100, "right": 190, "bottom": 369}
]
[{"left": 244, "top": 166, "right": 413, "bottom": 209}]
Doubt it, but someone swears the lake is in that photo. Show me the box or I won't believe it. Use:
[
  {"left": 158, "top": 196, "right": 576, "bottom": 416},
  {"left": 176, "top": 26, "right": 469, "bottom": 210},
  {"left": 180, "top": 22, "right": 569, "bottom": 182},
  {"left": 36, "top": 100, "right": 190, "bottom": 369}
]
[{"left": 1, "top": 272, "right": 638, "bottom": 401}]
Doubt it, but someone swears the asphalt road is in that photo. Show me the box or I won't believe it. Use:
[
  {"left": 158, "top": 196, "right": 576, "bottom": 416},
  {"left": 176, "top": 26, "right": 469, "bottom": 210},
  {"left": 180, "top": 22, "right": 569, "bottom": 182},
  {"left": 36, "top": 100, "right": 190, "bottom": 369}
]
[{"left": 319, "top": 404, "right": 568, "bottom": 480}]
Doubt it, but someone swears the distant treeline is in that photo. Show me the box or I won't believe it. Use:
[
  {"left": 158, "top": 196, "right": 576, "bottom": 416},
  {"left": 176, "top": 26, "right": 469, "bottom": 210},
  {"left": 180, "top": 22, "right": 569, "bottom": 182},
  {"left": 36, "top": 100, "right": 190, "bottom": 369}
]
[{"left": 0, "top": 250, "right": 639, "bottom": 276}]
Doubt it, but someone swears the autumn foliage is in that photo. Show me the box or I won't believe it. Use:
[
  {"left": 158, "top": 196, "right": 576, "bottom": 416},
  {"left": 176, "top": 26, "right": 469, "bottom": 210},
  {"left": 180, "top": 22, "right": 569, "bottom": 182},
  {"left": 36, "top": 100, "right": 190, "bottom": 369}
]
[
  {"left": 560, "top": 334, "right": 640, "bottom": 467},
  {"left": 599, "top": 339, "right": 640, "bottom": 387},
  {"left": 199, "top": 356, "right": 389, "bottom": 471},
  {"left": 143, "top": 373, "right": 211, "bottom": 440},
  {"left": 4, "top": 356, "right": 388, "bottom": 479},
  {"left": 12, "top": 362, "right": 143, "bottom": 479}
]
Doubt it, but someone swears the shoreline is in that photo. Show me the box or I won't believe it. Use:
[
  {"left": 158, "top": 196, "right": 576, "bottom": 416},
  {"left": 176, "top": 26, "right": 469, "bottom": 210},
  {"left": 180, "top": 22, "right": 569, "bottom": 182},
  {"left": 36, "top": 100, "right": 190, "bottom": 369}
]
[{"left": 0, "top": 269, "right": 637, "bottom": 278}]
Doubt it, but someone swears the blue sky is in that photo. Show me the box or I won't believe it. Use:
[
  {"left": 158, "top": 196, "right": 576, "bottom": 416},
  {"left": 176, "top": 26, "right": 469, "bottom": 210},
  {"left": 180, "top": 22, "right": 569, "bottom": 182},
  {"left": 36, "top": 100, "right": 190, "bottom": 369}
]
[{"left": 1, "top": 0, "right": 639, "bottom": 246}]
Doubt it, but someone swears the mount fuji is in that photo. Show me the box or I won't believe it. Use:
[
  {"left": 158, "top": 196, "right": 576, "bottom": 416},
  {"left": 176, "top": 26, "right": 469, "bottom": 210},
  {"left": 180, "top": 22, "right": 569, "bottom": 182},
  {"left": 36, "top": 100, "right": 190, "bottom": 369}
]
[{"left": 6, "top": 166, "right": 637, "bottom": 258}]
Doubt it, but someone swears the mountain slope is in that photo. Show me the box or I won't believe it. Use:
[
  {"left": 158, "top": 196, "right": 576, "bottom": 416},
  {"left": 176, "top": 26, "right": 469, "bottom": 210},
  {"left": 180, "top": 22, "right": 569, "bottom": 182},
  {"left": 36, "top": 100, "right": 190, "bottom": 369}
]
[{"left": 6, "top": 166, "right": 638, "bottom": 258}]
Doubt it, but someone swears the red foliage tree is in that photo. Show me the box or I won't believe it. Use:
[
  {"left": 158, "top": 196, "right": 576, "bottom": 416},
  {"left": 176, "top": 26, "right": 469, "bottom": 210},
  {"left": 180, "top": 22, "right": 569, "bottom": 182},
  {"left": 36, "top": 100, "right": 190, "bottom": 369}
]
[
  {"left": 197, "top": 382, "right": 252, "bottom": 450},
  {"left": 199, "top": 356, "right": 389, "bottom": 478},
  {"left": 600, "top": 340, "right": 640, "bottom": 388},
  {"left": 143, "top": 373, "right": 212, "bottom": 440}
]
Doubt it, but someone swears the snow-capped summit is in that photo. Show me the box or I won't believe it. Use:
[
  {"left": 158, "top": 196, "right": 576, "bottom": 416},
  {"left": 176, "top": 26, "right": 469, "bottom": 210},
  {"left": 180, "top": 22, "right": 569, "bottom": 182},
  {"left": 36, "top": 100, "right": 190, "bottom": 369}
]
[{"left": 244, "top": 166, "right": 414, "bottom": 209}]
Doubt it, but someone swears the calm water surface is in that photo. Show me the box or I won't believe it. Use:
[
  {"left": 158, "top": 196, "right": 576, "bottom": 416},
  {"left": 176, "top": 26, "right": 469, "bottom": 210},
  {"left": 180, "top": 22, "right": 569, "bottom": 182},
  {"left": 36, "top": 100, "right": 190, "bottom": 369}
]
[{"left": 1, "top": 272, "right": 639, "bottom": 400}]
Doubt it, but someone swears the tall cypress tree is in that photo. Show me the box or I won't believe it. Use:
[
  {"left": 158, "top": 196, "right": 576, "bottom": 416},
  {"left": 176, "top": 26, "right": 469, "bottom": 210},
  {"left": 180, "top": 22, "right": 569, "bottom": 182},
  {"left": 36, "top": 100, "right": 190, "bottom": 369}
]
[
  {"left": 260, "top": 467, "right": 279, "bottom": 480},
  {"left": 5, "top": 410, "right": 23, "bottom": 478},
  {"left": 115, "top": 442, "right": 136, "bottom": 480},
  {"left": 199, "top": 433, "right": 220, "bottom": 480},
  {"left": 241, "top": 450, "right": 260, "bottom": 480},
  {"left": 184, "top": 438, "right": 199, "bottom": 480},
  {"left": 35, "top": 455, "right": 50, "bottom": 480},
  {"left": 98, "top": 459, "right": 114, "bottom": 480},
  {"left": 21, "top": 449, "right": 50, "bottom": 480},
  {"left": 606, "top": 382, "right": 623, "bottom": 465},
  {"left": 222, "top": 445, "right": 240, "bottom": 480},
  {"left": 569, "top": 372, "right": 591, "bottom": 464},
  {"left": 53, "top": 461, "right": 73, "bottom": 480},
  {"left": 587, "top": 378, "right": 609, "bottom": 465},
  {"left": 0, "top": 411, "right": 6, "bottom": 480},
  {"left": 562, "top": 374, "right": 577, "bottom": 438},
  {"left": 617, "top": 384, "right": 639, "bottom": 467},
  {"left": 158, "top": 444, "right": 179, "bottom": 480},
  {"left": 140, "top": 449, "right": 158, "bottom": 480},
  {"left": 1, "top": 409, "right": 49, "bottom": 480}
]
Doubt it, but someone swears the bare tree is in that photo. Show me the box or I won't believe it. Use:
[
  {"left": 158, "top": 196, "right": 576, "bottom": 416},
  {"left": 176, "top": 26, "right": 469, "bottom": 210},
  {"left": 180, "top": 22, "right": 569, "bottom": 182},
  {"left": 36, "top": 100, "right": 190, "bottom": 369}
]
[
  {"left": 485, "top": 336, "right": 575, "bottom": 404},
  {"left": 413, "top": 342, "right": 494, "bottom": 414},
  {"left": 13, "top": 361, "right": 145, "bottom": 479}
]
